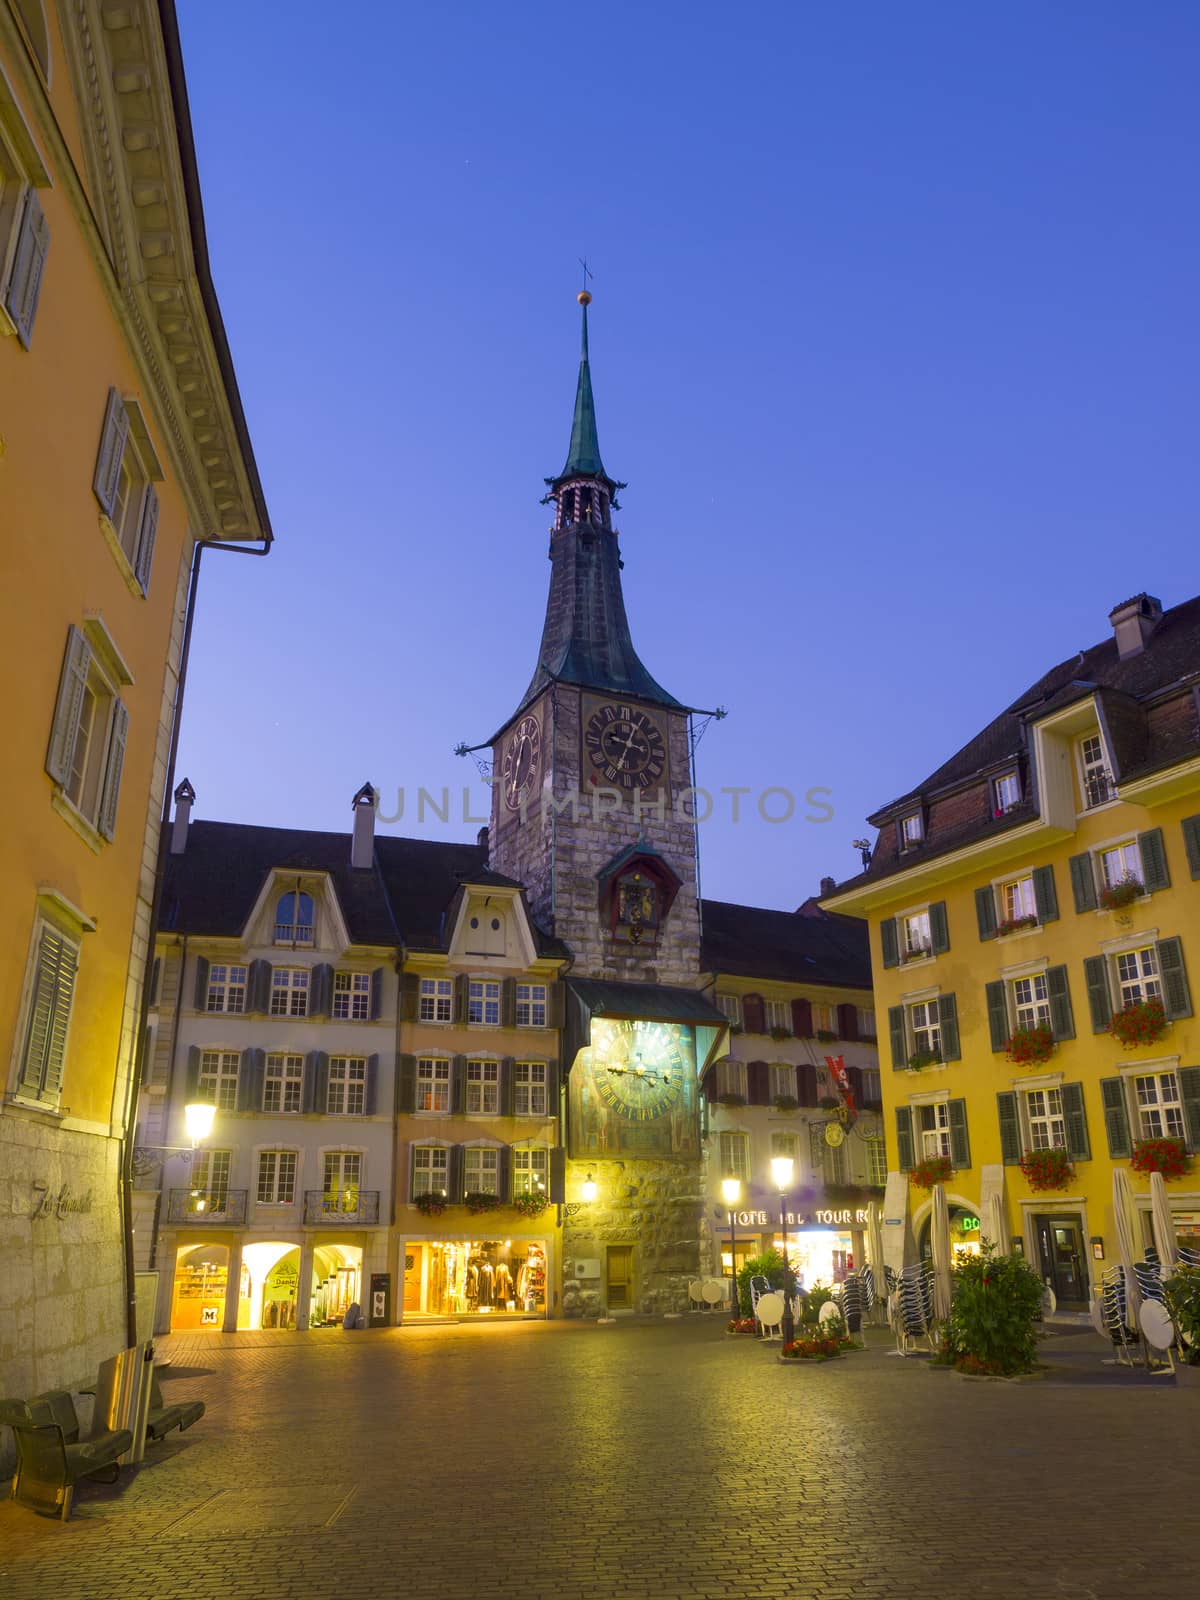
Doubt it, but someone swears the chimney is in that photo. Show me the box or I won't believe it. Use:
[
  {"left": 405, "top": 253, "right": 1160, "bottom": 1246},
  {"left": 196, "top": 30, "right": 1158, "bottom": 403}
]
[
  {"left": 477, "top": 825, "right": 489, "bottom": 859},
  {"left": 819, "top": 875, "right": 837, "bottom": 898},
  {"left": 350, "top": 782, "right": 377, "bottom": 869},
  {"left": 170, "top": 778, "right": 195, "bottom": 855},
  {"left": 1109, "top": 593, "right": 1163, "bottom": 660}
]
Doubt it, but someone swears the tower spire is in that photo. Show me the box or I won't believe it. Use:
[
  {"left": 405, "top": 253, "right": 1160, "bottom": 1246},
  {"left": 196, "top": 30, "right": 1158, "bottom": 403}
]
[{"left": 560, "top": 290, "right": 608, "bottom": 482}]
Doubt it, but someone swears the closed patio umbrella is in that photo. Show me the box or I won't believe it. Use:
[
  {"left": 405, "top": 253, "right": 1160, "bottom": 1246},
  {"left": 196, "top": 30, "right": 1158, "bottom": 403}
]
[
  {"left": 1150, "top": 1171, "right": 1179, "bottom": 1269},
  {"left": 867, "top": 1202, "right": 887, "bottom": 1309},
  {"left": 987, "top": 1192, "right": 1007, "bottom": 1257},
  {"left": 930, "top": 1183, "right": 953, "bottom": 1324},
  {"left": 1112, "top": 1166, "right": 1143, "bottom": 1325}
]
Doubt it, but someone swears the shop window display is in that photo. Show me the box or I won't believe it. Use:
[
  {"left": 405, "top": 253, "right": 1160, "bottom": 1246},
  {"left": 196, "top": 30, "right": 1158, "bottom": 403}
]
[{"left": 403, "top": 1239, "right": 547, "bottom": 1317}]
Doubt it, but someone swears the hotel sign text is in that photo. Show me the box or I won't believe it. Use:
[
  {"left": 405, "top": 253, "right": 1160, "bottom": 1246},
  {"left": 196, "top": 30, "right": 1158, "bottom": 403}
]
[{"left": 731, "top": 1207, "right": 869, "bottom": 1228}]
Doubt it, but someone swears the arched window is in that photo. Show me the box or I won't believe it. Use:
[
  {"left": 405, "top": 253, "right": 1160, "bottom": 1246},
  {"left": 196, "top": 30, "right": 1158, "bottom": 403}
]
[
  {"left": 275, "top": 890, "right": 314, "bottom": 945},
  {"left": 14, "top": 2, "right": 50, "bottom": 80}
]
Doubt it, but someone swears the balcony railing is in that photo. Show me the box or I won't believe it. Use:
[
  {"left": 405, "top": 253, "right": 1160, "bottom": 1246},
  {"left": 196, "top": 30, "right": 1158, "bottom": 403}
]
[
  {"left": 167, "top": 1188, "right": 248, "bottom": 1224},
  {"left": 274, "top": 922, "right": 314, "bottom": 944},
  {"left": 1083, "top": 769, "right": 1116, "bottom": 809},
  {"left": 303, "top": 1190, "right": 380, "bottom": 1226}
]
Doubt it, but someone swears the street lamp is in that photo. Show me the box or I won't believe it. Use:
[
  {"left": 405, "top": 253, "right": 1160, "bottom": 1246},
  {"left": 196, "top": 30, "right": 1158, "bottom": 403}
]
[
  {"left": 183, "top": 1101, "right": 216, "bottom": 1146},
  {"left": 721, "top": 1177, "right": 742, "bottom": 1317},
  {"left": 770, "top": 1154, "right": 796, "bottom": 1345}
]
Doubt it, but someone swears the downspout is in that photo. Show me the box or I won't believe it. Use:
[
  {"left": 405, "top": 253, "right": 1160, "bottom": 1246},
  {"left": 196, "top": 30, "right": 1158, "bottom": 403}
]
[
  {"left": 121, "top": 534, "right": 271, "bottom": 1346},
  {"left": 147, "top": 931, "right": 188, "bottom": 1271}
]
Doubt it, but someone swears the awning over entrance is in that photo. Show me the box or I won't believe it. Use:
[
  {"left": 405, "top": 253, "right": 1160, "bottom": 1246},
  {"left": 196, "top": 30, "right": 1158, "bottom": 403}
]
[{"left": 563, "top": 976, "right": 729, "bottom": 1077}]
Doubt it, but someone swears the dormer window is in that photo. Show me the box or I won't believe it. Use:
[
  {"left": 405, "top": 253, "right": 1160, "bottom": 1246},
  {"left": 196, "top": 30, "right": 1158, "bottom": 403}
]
[
  {"left": 465, "top": 905, "right": 505, "bottom": 957},
  {"left": 993, "top": 771, "right": 1021, "bottom": 816},
  {"left": 1078, "top": 735, "right": 1114, "bottom": 809},
  {"left": 899, "top": 813, "right": 923, "bottom": 851},
  {"left": 275, "top": 891, "right": 314, "bottom": 946}
]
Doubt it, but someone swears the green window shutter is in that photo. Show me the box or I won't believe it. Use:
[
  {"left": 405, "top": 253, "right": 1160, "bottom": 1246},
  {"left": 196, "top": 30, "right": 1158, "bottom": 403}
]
[
  {"left": 894, "top": 1107, "right": 915, "bottom": 1172},
  {"left": 496, "top": 1146, "right": 512, "bottom": 1203},
  {"left": 370, "top": 967, "right": 384, "bottom": 1021},
  {"left": 453, "top": 974, "right": 469, "bottom": 1023},
  {"left": 93, "top": 387, "right": 130, "bottom": 517},
  {"left": 185, "top": 1045, "right": 201, "bottom": 1099},
  {"left": 45, "top": 625, "right": 93, "bottom": 786},
  {"left": 1178, "top": 1066, "right": 1200, "bottom": 1154},
  {"left": 1138, "top": 828, "right": 1170, "bottom": 893},
  {"left": 96, "top": 700, "right": 129, "bottom": 841},
  {"left": 308, "top": 964, "right": 331, "bottom": 1018},
  {"left": 447, "top": 1145, "right": 464, "bottom": 1201},
  {"left": 247, "top": 959, "right": 272, "bottom": 1014},
  {"left": 986, "top": 981, "right": 1009, "bottom": 1051},
  {"left": 974, "top": 886, "right": 997, "bottom": 942},
  {"left": 1032, "top": 864, "right": 1059, "bottom": 924},
  {"left": 1181, "top": 815, "right": 1200, "bottom": 880},
  {"left": 4, "top": 186, "right": 49, "bottom": 349},
  {"left": 20, "top": 929, "right": 76, "bottom": 1102},
  {"left": 133, "top": 483, "right": 159, "bottom": 594},
  {"left": 880, "top": 918, "right": 899, "bottom": 969},
  {"left": 302, "top": 1050, "right": 327, "bottom": 1114},
  {"left": 996, "top": 1091, "right": 1021, "bottom": 1164},
  {"left": 1156, "top": 936, "right": 1192, "bottom": 1020},
  {"left": 450, "top": 1054, "right": 467, "bottom": 1114},
  {"left": 1046, "top": 964, "right": 1075, "bottom": 1041},
  {"left": 938, "top": 992, "right": 960, "bottom": 1061},
  {"left": 399, "top": 972, "right": 420, "bottom": 1021},
  {"left": 408, "top": 1145, "right": 420, "bottom": 1203},
  {"left": 947, "top": 1099, "right": 971, "bottom": 1169},
  {"left": 501, "top": 978, "right": 516, "bottom": 1028},
  {"left": 888, "top": 1005, "right": 907, "bottom": 1070},
  {"left": 548, "top": 1146, "right": 566, "bottom": 1204},
  {"left": 1083, "top": 955, "right": 1112, "bottom": 1033},
  {"left": 398, "top": 1053, "right": 416, "bottom": 1114},
  {"left": 544, "top": 1060, "right": 561, "bottom": 1133},
  {"left": 192, "top": 956, "right": 210, "bottom": 1011},
  {"left": 929, "top": 902, "right": 950, "bottom": 954},
  {"left": 237, "top": 1047, "right": 265, "bottom": 1112},
  {"left": 499, "top": 1056, "right": 515, "bottom": 1116},
  {"left": 1099, "top": 1077, "right": 1132, "bottom": 1158},
  {"left": 364, "top": 1054, "right": 379, "bottom": 1115},
  {"left": 1069, "top": 852, "right": 1097, "bottom": 913},
  {"left": 1061, "top": 1082, "right": 1090, "bottom": 1162}
]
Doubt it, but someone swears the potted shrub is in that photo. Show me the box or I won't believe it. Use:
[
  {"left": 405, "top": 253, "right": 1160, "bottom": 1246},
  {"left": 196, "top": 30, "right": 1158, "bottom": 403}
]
[
  {"left": 996, "top": 914, "right": 1039, "bottom": 937},
  {"left": 1005, "top": 1024, "right": 1055, "bottom": 1067},
  {"left": 736, "top": 1248, "right": 787, "bottom": 1316},
  {"left": 907, "top": 1047, "right": 942, "bottom": 1071},
  {"left": 1019, "top": 1146, "right": 1073, "bottom": 1192},
  {"left": 909, "top": 1154, "right": 953, "bottom": 1189},
  {"left": 414, "top": 1192, "right": 448, "bottom": 1217},
  {"left": 464, "top": 1190, "right": 503, "bottom": 1215},
  {"left": 1164, "top": 1264, "right": 1200, "bottom": 1361},
  {"left": 944, "top": 1244, "right": 1045, "bottom": 1376},
  {"left": 815, "top": 1028, "right": 838, "bottom": 1042},
  {"left": 512, "top": 1191, "right": 549, "bottom": 1218},
  {"left": 1108, "top": 996, "right": 1168, "bottom": 1049},
  {"left": 773, "top": 1094, "right": 800, "bottom": 1112},
  {"left": 715, "top": 1091, "right": 747, "bottom": 1107},
  {"left": 726, "top": 1316, "right": 758, "bottom": 1336},
  {"left": 769, "top": 1025, "right": 792, "bottom": 1041},
  {"left": 1099, "top": 874, "right": 1143, "bottom": 912},
  {"left": 1130, "top": 1137, "right": 1189, "bottom": 1180}
]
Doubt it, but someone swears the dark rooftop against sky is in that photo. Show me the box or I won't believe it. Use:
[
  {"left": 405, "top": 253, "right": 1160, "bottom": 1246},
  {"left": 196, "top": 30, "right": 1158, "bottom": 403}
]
[{"left": 173, "top": 2, "right": 1198, "bottom": 911}]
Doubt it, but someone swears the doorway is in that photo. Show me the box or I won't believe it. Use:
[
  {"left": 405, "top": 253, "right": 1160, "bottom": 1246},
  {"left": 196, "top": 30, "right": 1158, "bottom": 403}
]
[
  {"left": 1033, "top": 1213, "right": 1088, "bottom": 1307},
  {"left": 606, "top": 1245, "right": 634, "bottom": 1310}
]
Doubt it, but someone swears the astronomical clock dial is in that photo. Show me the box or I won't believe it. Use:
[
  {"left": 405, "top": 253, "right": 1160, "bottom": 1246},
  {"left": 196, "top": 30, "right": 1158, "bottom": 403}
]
[
  {"left": 502, "top": 714, "right": 541, "bottom": 811},
  {"left": 594, "top": 1019, "right": 685, "bottom": 1120},
  {"left": 584, "top": 702, "right": 667, "bottom": 790}
]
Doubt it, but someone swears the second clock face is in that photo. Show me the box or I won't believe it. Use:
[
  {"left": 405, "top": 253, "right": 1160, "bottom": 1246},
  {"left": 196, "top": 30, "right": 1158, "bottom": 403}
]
[
  {"left": 502, "top": 714, "right": 541, "bottom": 811},
  {"left": 584, "top": 702, "right": 667, "bottom": 790}
]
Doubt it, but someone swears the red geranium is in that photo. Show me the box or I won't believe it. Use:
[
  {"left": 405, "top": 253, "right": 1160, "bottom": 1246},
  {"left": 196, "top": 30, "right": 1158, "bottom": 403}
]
[{"left": 1130, "top": 1138, "right": 1188, "bottom": 1180}]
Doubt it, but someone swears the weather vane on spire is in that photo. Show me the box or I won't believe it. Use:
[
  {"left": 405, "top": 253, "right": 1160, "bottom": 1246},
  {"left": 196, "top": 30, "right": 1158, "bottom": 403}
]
[{"left": 578, "top": 256, "right": 593, "bottom": 305}]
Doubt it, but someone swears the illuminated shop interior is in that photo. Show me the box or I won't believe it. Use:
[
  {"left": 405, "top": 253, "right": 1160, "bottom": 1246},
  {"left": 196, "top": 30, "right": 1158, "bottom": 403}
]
[{"left": 403, "top": 1238, "right": 547, "bottom": 1317}]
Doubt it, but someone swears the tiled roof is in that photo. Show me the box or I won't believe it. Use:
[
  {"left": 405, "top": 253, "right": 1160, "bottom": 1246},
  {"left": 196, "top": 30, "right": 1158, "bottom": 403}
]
[{"left": 699, "top": 898, "right": 871, "bottom": 989}]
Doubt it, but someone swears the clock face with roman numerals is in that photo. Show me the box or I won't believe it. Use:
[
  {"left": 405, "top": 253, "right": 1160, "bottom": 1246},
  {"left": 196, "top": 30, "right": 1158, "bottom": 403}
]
[{"left": 584, "top": 702, "right": 667, "bottom": 790}]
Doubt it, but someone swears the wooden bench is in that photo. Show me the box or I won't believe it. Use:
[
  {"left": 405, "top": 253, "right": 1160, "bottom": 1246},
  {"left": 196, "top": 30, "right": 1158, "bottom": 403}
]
[{"left": 0, "top": 1391, "right": 132, "bottom": 1520}]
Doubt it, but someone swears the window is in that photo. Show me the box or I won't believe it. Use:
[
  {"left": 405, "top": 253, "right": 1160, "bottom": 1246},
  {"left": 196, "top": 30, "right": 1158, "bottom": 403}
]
[
  {"left": 256, "top": 1150, "right": 297, "bottom": 1205},
  {"left": 769, "top": 1064, "right": 795, "bottom": 1101},
  {"left": 1026, "top": 1088, "right": 1066, "bottom": 1151},
  {"left": 263, "top": 1054, "right": 303, "bottom": 1114},
  {"left": 515, "top": 983, "right": 547, "bottom": 1027},
  {"left": 190, "top": 1150, "right": 231, "bottom": 1213},
  {"left": 419, "top": 977, "right": 452, "bottom": 1023},
  {"left": 464, "top": 1146, "right": 499, "bottom": 1195},
  {"left": 197, "top": 1050, "right": 239, "bottom": 1111},
  {"left": 900, "top": 813, "right": 923, "bottom": 849},
  {"left": 91, "top": 391, "right": 159, "bottom": 591},
  {"left": 1078, "top": 734, "right": 1114, "bottom": 809},
  {"left": 1011, "top": 973, "right": 1051, "bottom": 1031},
  {"left": 1116, "top": 947, "right": 1161, "bottom": 1007},
  {"left": 1100, "top": 841, "right": 1141, "bottom": 891},
  {"left": 1000, "top": 875, "right": 1036, "bottom": 924},
  {"left": 0, "top": 119, "right": 49, "bottom": 348},
  {"left": 14, "top": 920, "right": 78, "bottom": 1106},
  {"left": 270, "top": 968, "right": 309, "bottom": 1017},
  {"left": 824, "top": 1137, "right": 849, "bottom": 1185},
  {"left": 1135, "top": 1072, "right": 1185, "bottom": 1141},
  {"left": 715, "top": 1060, "right": 747, "bottom": 1099},
  {"left": 416, "top": 1057, "right": 450, "bottom": 1113},
  {"left": 993, "top": 771, "right": 1021, "bottom": 815},
  {"left": 322, "top": 1151, "right": 361, "bottom": 1213},
  {"left": 413, "top": 1145, "right": 448, "bottom": 1197},
  {"left": 857, "top": 1067, "right": 882, "bottom": 1108},
  {"left": 206, "top": 964, "right": 247, "bottom": 1014},
  {"left": 866, "top": 1136, "right": 888, "bottom": 1187},
  {"left": 764, "top": 1000, "right": 790, "bottom": 1033},
  {"left": 857, "top": 1007, "right": 876, "bottom": 1040},
  {"left": 902, "top": 911, "right": 931, "bottom": 960},
  {"left": 333, "top": 972, "right": 371, "bottom": 1021},
  {"left": 770, "top": 1130, "right": 799, "bottom": 1162},
  {"left": 274, "top": 891, "right": 314, "bottom": 946},
  {"left": 714, "top": 993, "right": 742, "bottom": 1026},
  {"left": 327, "top": 1057, "right": 366, "bottom": 1115},
  {"left": 514, "top": 1146, "right": 549, "bottom": 1195},
  {"left": 46, "top": 626, "right": 128, "bottom": 839},
  {"left": 718, "top": 1130, "right": 751, "bottom": 1180},
  {"left": 515, "top": 1061, "right": 548, "bottom": 1117},
  {"left": 919, "top": 1102, "right": 951, "bottom": 1159},
  {"left": 468, "top": 979, "right": 501, "bottom": 1025},
  {"left": 909, "top": 1000, "right": 941, "bottom": 1058},
  {"left": 813, "top": 1004, "right": 836, "bottom": 1033},
  {"left": 466, "top": 1059, "right": 499, "bottom": 1114}
]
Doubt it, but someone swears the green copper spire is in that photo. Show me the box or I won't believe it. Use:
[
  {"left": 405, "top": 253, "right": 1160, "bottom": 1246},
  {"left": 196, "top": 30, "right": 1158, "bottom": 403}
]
[{"left": 560, "top": 291, "right": 609, "bottom": 482}]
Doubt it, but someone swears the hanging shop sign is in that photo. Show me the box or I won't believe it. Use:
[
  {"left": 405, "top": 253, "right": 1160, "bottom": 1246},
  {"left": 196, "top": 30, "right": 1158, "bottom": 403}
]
[{"left": 731, "top": 1207, "right": 869, "bottom": 1229}]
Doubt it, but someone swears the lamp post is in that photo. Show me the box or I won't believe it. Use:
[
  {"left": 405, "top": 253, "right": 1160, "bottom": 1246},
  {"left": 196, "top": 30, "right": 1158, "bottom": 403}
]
[
  {"left": 721, "top": 1177, "right": 742, "bottom": 1318},
  {"left": 770, "top": 1154, "right": 796, "bottom": 1345},
  {"left": 140, "top": 1101, "right": 218, "bottom": 1269}
]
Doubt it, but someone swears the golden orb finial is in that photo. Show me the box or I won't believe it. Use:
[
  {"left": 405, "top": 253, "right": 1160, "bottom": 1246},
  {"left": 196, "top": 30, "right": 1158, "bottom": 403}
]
[{"left": 577, "top": 289, "right": 592, "bottom": 306}]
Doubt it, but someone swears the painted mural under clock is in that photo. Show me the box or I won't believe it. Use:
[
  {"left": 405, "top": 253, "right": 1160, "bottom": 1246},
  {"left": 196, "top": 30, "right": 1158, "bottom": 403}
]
[{"left": 133, "top": 293, "right": 883, "bottom": 1332}]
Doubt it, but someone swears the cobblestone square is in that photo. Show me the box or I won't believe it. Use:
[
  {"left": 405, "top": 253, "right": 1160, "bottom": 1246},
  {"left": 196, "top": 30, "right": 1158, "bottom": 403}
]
[{"left": 1, "top": 1320, "right": 1195, "bottom": 1600}]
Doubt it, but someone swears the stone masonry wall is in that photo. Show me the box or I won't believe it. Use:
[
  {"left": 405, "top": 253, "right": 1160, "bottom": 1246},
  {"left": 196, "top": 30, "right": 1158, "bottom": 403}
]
[{"left": 560, "top": 1156, "right": 701, "bottom": 1317}]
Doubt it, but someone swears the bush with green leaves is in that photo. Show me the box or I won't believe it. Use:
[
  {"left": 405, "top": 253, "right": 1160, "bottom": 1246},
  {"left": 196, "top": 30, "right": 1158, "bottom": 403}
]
[
  {"left": 737, "top": 1249, "right": 789, "bottom": 1316},
  {"left": 1164, "top": 1263, "right": 1200, "bottom": 1362},
  {"left": 944, "top": 1244, "right": 1045, "bottom": 1376}
]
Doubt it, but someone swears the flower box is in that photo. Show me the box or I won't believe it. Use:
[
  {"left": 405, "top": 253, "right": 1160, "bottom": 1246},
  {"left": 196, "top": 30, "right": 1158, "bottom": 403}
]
[
  {"left": 715, "top": 1092, "right": 747, "bottom": 1107},
  {"left": 815, "top": 1029, "right": 838, "bottom": 1042},
  {"left": 414, "top": 1193, "right": 448, "bottom": 1217},
  {"left": 512, "top": 1192, "right": 549, "bottom": 1218},
  {"left": 779, "top": 1333, "right": 853, "bottom": 1361},
  {"left": 996, "top": 915, "right": 1038, "bottom": 937},
  {"left": 464, "top": 1191, "right": 503, "bottom": 1215},
  {"left": 769, "top": 1026, "right": 792, "bottom": 1041},
  {"left": 773, "top": 1094, "right": 800, "bottom": 1113},
  {"left": 1130, "top": 1138, "right": 1189, "bottom": 1180},
  {"left": 1108, "top": 997, "right": 1168, "bottom": 1049},
  {"left": 1019, "top": 1146, "right": 1073, "bottom": 1192},
  {"left": 903, "top": 946, "right": 932, "bottom": 963},
  {"left": 907, "top": 1048, "right": 943, "bottom": 1071},
  {"left": 909, "top": 1155, "right": 953, "bottom": 1189},
  {"left": 1099, "top": 875, "right": 1144, "bottom": 912},
  {"left": 726, "top": 1317, "right": 758, "bottom": 1335},
  {"left": 1005, "top": 1024, "right": 1055, "bottom": 1067}
]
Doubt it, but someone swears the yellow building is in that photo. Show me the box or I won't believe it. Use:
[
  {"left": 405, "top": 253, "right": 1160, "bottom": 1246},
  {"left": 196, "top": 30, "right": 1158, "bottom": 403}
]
[
  {"left": 826, "top": 593, "right": 1200, "bottom": 1308},
  {"left": 0, "top": 0, "right": 268, "bottom": 1396}
]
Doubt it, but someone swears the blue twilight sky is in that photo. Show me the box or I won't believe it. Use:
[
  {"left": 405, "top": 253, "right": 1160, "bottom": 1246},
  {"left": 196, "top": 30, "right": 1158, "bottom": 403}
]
[{"left": 174, "top": 0, "right": 1198, "bottom": 911}]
